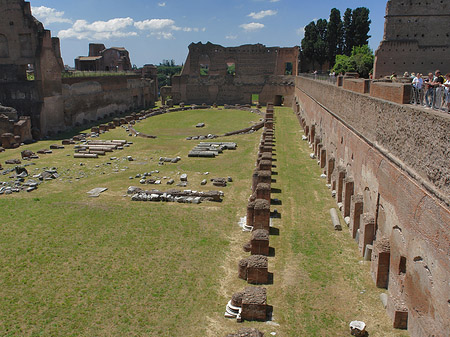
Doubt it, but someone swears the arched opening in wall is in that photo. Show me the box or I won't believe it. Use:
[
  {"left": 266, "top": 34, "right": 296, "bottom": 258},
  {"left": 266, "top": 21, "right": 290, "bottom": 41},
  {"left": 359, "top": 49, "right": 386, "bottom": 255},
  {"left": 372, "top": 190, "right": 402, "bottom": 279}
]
[
  {"left": 105, "top": 66, "right": 110, "bottom": 71},
  {"left": 274, "top": 95, "right": 284, "bottom": 106},
  {"left": 199, "top": 54, "right": 210, "bottom": 76},
  {"left": 0, "top": 34, "right": 9, "bottom": 58},
  {"left": 285, "top": 62, "right": 293, "bottom": 75},
  {"left": 26, "top": 64, "right": 35, "bottom": 81},
  {"left": 226, "top": 62, "right": 235, "bottom": 76},
  {"left": 251, "top": 94, "right": 259, "bottom": 105}
]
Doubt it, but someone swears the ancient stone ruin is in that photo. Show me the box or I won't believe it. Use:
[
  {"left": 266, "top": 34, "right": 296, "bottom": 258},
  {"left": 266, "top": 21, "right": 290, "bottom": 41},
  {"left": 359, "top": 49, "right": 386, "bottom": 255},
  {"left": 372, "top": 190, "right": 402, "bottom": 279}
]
[
  {"left": 0, "top": 1, "right": 158, "bottom": 137},
  {"left": 373, "top": 0, "right": 450, "bottom": 78},
  {"left": 163, "top": 42, "right": 298, "bottom": 105}
]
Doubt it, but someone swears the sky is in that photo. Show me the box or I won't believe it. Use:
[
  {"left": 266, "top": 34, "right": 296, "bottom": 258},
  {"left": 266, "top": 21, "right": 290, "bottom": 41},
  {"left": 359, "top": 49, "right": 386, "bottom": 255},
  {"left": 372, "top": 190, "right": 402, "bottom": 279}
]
[{"left": 28, "top": 0, "right": 388, "bottom": 67}]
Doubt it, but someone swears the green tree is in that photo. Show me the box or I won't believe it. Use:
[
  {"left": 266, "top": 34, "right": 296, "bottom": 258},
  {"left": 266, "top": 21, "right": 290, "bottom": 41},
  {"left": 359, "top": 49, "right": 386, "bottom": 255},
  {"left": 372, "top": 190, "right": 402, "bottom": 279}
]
[
  {"left": 352, "top": 7, "right": 371, "bottom": 47},
  {"left": 332, "top": 45, "right": 374, "bottom": 78},
  {"left": 343, "top": 8, "right": 354, "bottom": 56},
  {"left": 327, "top": 8, "right": 343, "bottom": 67},
  {"left": 314, "top": 19, "right": 328, "bottom": 69},
  {"left": 157, "top": 60, "right": 182, "bottom": 90},
  {"left": 301, "top": 21, "right": 318, "bottom": 69}
]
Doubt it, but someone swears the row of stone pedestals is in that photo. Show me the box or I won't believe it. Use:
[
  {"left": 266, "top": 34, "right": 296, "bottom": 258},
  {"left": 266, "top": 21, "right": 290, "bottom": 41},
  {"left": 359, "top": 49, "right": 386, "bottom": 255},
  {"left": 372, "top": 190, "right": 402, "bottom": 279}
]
[
  {"left": 296, "top": 110, "right": 408, "bottom": 330},
  {"left": 225, "top": 104, "right": 275, "bottom": 330}
]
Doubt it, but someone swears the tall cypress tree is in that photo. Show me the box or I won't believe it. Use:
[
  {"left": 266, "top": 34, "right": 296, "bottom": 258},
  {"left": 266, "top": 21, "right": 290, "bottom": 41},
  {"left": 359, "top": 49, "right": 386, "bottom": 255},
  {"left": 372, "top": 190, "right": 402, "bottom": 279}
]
[
  {"left": 352, "top": 7, "right": 371, "bottom": 47},
  {"left": 343, "top": 8, "right": 354, "bottom": 56},
  {"left": 314, "top": 19, "right": 328, "bottom": 69},
  {"left": 327, "top": 8, "right": 343, "bottom": 67},
  {"left": 301, "top": 21, "right": 318, "bottom": 69}
]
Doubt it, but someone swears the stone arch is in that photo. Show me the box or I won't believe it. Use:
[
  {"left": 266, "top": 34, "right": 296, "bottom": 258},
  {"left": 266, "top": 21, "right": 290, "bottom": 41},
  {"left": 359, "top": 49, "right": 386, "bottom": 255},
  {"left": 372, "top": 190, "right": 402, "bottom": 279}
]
[
  {"left": 199, "top": 54, "right": 210, "bottom": 75},
  {"left": 0, "top": 34, "right": 9, "bottom": 58}
]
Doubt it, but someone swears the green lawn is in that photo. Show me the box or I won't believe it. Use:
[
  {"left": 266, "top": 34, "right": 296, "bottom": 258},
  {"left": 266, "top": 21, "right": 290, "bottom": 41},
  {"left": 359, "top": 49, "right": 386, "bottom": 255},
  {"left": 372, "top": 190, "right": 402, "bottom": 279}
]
[{"left": 0, "top": 107, "right": 408, "bottom": 336}]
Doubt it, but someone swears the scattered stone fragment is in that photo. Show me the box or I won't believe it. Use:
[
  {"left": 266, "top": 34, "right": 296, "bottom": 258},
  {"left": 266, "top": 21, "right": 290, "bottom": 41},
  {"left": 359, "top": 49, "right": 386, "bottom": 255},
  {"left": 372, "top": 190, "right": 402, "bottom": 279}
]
[
  {"left": 87, "top": 187, "right": 108, "bottom": 197},
  {"left": 201, "top": 179, "right": 207, "bottom": 185},
  {"left": 349, "top": 321, "right": 366, "bottom": 337},
  {"left": 196, "top": 123, "right": 205, "bottom": 128},
  {"left": 180, "top": 173, "right": 188, "bottom": 181},
  {"left": 5, "top": 159, "right": 21, "bottom": 165}
]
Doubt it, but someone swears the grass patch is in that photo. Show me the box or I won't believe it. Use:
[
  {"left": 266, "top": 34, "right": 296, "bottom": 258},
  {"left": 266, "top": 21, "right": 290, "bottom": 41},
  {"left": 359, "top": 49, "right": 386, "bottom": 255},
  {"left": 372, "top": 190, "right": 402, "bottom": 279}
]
[{"left": 0, "top": 107, "right": 409, "bottom": 336}]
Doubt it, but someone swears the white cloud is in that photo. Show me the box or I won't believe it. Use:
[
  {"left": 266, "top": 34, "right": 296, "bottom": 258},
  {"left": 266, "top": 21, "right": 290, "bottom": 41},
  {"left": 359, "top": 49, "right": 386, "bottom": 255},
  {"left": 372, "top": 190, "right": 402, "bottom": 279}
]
[
  {"left": 226, "top": 35, "right": 238, "bottom": 40},
  {"left": 31, "top": 6, "right": 72, "bottom": 25},
  {"left": 58, "top": 18, "right": 136, "bottom": 40},
  {"left": 240, "top": 22, "right": 265, "bottom": 32},
  {"left": 270, "top": 0, "right": 281, "bottom": 2},
  {"left": 248, "top": 10, "right": 277, "bottom": 20},
  {"left": 135, "top": 18, "right": 178, "bottom": 30},
  {"left": 135, "top": 19, "right": 202, "bottom": 39},
  {"left": 296, "top": 27, "right": 305, "bottom": 36},
  {"left": 151, "top": 32, "right": 174, "bottom": 40},
  {"left": 158, "top": 2, "right": 166, "bottom": 6}
]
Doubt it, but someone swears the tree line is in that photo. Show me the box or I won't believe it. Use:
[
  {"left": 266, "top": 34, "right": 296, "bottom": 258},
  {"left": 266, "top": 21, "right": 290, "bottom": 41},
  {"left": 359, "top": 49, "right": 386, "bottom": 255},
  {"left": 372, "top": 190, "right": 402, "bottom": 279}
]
[
  {"left": 301, "top": 7, "right": 371, "bottom": 71},
  {"left": 157, "top": 59, "right": 182, "bottom": 90}
]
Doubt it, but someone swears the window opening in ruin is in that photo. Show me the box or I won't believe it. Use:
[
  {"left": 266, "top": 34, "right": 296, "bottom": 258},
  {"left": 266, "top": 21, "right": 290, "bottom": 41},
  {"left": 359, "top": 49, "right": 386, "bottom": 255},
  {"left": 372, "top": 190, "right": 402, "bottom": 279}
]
[
  {"left": 285, "top": 62, "right": 293, "bottom": 75},
  {"left": 227, "top": 62, "right": 236, "bottom": 76},
  {"left": 200, "top": 64, "right": 209, "bottom": 76},
  {"left": 399, "top": 256, "right": 406, "bottom": 275},
  {"left": 274, "top": 95, "right": 284, "bottom": 106},
  {"left": 252, "top": 94, "right": 259, "bottom": 105},
  {"left": 26, "top": 64, "right": 35, "bottom": 81},
  {"left": 0, "top": 34, "right": 9, "bottom": 58}
]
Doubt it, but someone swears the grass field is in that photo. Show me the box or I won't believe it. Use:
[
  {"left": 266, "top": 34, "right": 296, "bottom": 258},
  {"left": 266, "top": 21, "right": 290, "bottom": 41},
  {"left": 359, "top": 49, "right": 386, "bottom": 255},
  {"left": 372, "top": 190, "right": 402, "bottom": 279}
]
[{"left": 0, "top": 107, "right": 409, "bottom": 336}]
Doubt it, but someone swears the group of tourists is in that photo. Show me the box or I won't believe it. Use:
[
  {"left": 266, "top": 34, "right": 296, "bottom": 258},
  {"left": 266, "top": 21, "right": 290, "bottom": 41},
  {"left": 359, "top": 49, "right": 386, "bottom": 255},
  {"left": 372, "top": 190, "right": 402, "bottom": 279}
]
[{"left": 409, "top": 70, "right": 450, "bottom": 112}]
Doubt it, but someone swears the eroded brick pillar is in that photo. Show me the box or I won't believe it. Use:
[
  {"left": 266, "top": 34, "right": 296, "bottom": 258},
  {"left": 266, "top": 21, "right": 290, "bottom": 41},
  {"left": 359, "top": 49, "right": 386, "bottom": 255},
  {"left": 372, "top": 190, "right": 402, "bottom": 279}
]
[
  {"left": 336, "top": 166, "right": 347, "bottom": 203},
  {"left": 255, "top": 183, "right": 271, "bottom": 202},
  {"left": 259, "top": 160, "right": 272, "bottom": 171},
  {"left": 247, "top": 201, "right": 256, "bottom": 228},
  {"left": 387, "top": 295, "right": 408, "bottom": 329},
  {"left": 349, "top": 194, "right": 364, "bottom": 238},
  {"left": 309, "top": 125, "right": 315, "bottom": 144},
  {"left": 314, "top": 137, "right": 321, "bottom": 156},
  {"left": 250, "top": 229, "right": 270, "bottom": 256},
  {"left": 253, "top": 199, "right": 270, "bottom": 231},
  {"left": 371, "top": 237, "right": 390, "bottom": 288},
  {"left": 327, "top": 157, "right": 335, "bottom": 184},
  {"left": 252, "top": 170, "right": 259, "bottom": 193},
  {"left": 320, "top": 148, "right": 326, "bottom": 169},
  {"left": 359, "top": 213, "right": 375, "bottom": 256},
  {"left": 343, "top": 177, "right": 354, "bottom": 217},
  {"left": 257, "top": 170, "right": 272, "bottom": 185}
]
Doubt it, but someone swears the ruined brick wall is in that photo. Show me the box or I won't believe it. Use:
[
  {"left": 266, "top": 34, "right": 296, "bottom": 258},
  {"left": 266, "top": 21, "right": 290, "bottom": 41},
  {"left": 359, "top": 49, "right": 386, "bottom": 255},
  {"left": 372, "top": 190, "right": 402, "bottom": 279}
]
[
  {"left": 59, "top": 75, "right": 156, "bottom": 131},
  {"left": 373, "top": 0, "right": 450, "bottom": 78},
  {"left": 169, "top": 42, "right": 298, "bottom": 105},
  {"left": 0, "top": 0, "right": 64, "bottom": 136},
  {"left": 295, "top": 76, "right": 450, "bottom": 336}
]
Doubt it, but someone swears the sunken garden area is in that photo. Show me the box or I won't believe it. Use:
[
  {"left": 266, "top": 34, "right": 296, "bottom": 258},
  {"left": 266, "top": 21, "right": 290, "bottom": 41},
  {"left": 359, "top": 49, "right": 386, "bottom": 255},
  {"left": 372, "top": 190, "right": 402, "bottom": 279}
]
[{"left": 0, "top": 106, "right": 409, "bottom": 336}]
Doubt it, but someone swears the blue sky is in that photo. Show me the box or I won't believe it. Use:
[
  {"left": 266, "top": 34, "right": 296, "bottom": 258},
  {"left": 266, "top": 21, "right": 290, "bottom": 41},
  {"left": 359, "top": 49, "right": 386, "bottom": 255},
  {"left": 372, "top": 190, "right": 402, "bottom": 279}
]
[{"left": 29, "top": 0, "right": 388, "bottom": 67}]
